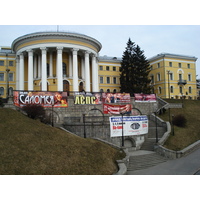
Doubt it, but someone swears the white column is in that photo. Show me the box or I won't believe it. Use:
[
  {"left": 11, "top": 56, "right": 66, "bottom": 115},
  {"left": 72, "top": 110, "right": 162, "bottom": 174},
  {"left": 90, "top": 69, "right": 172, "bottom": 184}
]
[
  {"left": 41, "top": 47, "right": 47, "bottom": 91},
  {"left": 38, "top": 54, "right": 41, "bottom": 78},
  {"left": 81, "top": 56, "right": 85, "bottom": 79},
  {"left": 92, "top": 54, "right": 99, "bottom": 92},
  {"left": 56, "top": 47, "right": 63, "bottom": 91},
  {"left": 19, "top": 53, "right": 24, "bottom": 90},
  {"left": 69, "top": 53, "right": 72, "bottom": 77},
  {"left": 16, "top": 56, "right": 19, "bottom": 90},
  {"left": 49, "top": 51, "right": 53, "bottom": 77},
  {"left": 33, "top": 54, "right": 37, "bottom": 79},
  {"left": 27, "top": 49, "right": 34, "bottom": 91},
  {"left": 72, "top": 48, "right": 79, "bottom": 91},
  {"left": 84, "top": 51, "right": 90, "bottom": 92}
]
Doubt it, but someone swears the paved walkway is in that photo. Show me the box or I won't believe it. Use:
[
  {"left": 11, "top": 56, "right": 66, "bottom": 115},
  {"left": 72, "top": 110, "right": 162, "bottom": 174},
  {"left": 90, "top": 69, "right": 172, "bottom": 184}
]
[{"left": 127, "top": 148, "right": 200, "bottom": 175}]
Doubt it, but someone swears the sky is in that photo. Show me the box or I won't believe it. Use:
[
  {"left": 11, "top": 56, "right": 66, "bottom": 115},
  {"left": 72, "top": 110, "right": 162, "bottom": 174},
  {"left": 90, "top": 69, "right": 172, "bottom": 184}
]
[{"left": 1, "top": 25, "right": 200, "bottom": 77}]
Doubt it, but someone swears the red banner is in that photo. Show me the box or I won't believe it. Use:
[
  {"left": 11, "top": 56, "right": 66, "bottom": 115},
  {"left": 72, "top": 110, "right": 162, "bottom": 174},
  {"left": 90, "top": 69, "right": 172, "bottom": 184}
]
[
  {"left": 134, "top": 93, "right": 156, "bottom": 102},
  {"left": 103, "top": 104, "right": 132, "bottom": 115},
  {"left": 14, "top": 91, "right": 68, "bottom": 107}
]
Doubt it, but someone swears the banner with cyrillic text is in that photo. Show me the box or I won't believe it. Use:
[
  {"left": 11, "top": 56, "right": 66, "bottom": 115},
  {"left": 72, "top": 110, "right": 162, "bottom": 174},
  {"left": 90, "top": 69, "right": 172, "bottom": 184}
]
[{"left": 109, "top": 115, "right": 148, "bottom": 137}]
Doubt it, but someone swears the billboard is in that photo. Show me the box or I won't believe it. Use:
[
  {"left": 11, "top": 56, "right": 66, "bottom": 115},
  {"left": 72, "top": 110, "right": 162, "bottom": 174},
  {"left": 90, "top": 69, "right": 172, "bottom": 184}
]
[
  {"left": 103, "top": 104, "right": 132, "bottom": 115},
  {"left": 74, "top": 92, "right": 102, "bottom": 105},
  {"left": 102, "top": 93, "right": 130, "bottom": 104},
  {"left": 14, "top": 91, "right": 68, "bottom": 107},
  {"left": 109, "top": 115, "right": 148, "bottom": 137},
  {"left": 134, "top": 93, "right": 156, "bottom": 102}
]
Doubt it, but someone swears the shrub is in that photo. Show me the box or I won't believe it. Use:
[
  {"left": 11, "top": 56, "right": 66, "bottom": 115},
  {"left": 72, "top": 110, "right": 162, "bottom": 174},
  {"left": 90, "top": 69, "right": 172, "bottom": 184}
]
[
  {"left": 22, "top": 105, "right": 45, "bottom": 120},
  {"left": 172, "top": 114, "right": 187, "bottom": 127},
  {"left": 0, "top": 97, "right": 4, "bottom": 107}
]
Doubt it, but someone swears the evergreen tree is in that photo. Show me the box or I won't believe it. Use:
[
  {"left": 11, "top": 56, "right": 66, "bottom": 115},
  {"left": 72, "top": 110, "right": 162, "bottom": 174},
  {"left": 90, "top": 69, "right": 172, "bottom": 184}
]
[{"left": 120, "top": 38, "right": 151, "bottom": 96}]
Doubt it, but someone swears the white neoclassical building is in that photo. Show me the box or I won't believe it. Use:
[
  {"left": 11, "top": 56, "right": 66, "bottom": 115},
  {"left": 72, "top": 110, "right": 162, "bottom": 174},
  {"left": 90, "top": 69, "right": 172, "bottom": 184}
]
[{"left": 11, "top": 32, "right": 102, "bottom": 93}]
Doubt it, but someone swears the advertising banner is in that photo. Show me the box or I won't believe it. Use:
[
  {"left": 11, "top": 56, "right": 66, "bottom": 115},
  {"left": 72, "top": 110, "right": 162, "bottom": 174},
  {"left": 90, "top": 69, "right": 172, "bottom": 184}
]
[
  {"left": 13, "top": 91, "right": 68, "bottom": 107},
  {"left": 134, "top": 93, "right": 156, "bottom": 102},
  {"left": 109, "top": 115, "right": 148, "bottom": 137},
  {"left": 103, "top": 104, "right": 132, "bottom": 115},
  {"left": 102, "top": 93, "right": 130, "bottom": 104},
  {"left": 74, "top": 92, "right": 102, "bottom": 105}
]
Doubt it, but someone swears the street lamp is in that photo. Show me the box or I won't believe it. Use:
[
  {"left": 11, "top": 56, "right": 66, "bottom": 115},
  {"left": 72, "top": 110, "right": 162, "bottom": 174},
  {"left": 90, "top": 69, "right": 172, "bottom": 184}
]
[
  {"left": 120, "top": 112, "right": 125, "bottom": 147},
  {"left": 167, "top": 70, "right": 171, "bottom": 99}
]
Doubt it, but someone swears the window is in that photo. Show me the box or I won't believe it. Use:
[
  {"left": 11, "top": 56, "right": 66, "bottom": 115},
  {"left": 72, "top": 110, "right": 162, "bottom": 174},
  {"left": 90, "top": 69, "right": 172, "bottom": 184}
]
[
  {"left": 150, "top": 75, "right": 154, "bottom": 84},
  {"left": 157, "top": 63, "right": 160, "bottom": 68},
  {"left": 0, "top": 73, "right": 4, "bottom": 81},
  {"left": 170, "top": 86, "right": 174, "bottom": 93},
  {"left": 106, "top": 77, "right": 110, "bottom": 84},
  {"left": 189, "top": 87, "right": 192, "bottom": 93},
  {"left": 188, "top": 74, "right": 191, "bottom": 81},
  {"left": 9, "top": 87, "right": 13, "bottom": 96},
  {"left": 9, "top": 73, "right": 13, "bottom": 81},
  {"left": 113, "top": 77, "right": 117, "bottom": 84},
  {"left": 100, "top": 77, "right": 103, "bottom": 84},
  {"left": 113, "top": 66, "right": 116, "bottom": 71},
  {"left": 179, "top": 74, "right": 182, "bottom": 80},
  {"left": 169, "top": 73, "right": 173, "bottom": 80},
  {"left": 179, "top": 63, "right": 182, "bottom": 68},
  {"left": 106, "top": 66, "right": 109, "bottom": 71},
  {"left": 157, "top": 73, "right": 161, "bottom": 81},
  {"left": 63, "top": 62, "right": 67, "bottom": 76},
  {"left": 9, "top": 61, "right": 13, "bottom": 66},
  {"left": 99, "top": 66, "right": 103, "bottom": 70},
  {"left": 47, "top": 63, "right": 50, "bottom": 77},
  {"left": 107, "top": 89, "right": 110, "bottom": 93},
  {"left": 113, "top": 89, "right": 117, "bottom": 93},
  {"left": 0, "top": 87, "right": 4, "bottom": 95},
  {"left": 169, "top": 62, "right": 172, "bottom": 67},
  {"left": 187, "top": 64, "right": 190, "bottom": 69},
  {"left": 180, "top": 86, "right": 183, "bottom": 94},
  {"left": 0, "top": 60, "right": 4, "bottom": 66},
  {"left": 150, "top": 65, "right": 153, "bottom": 70},
  {"left": 158, "top": 87, "right": 162, "bottom": 94}
]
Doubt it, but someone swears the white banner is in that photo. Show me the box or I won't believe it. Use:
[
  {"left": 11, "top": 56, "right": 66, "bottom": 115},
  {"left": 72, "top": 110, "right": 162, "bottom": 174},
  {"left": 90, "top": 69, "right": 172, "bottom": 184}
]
[{"left": 109, "top": 115, "right": 148, "bottom": 137}]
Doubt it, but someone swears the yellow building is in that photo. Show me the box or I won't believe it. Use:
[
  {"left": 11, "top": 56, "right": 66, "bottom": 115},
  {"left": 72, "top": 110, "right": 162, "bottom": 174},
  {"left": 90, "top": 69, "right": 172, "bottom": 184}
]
[
  {"left": 148, "top": 53, "right": 197, "bottom": 99},
  {"left": 0, "top": 32, "right": 198, "bottom": 100}
]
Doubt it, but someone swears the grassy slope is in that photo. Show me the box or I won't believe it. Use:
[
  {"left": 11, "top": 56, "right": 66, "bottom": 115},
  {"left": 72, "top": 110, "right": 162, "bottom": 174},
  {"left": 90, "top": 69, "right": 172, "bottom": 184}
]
[
  {"left": 159, "top": 99, "right": 200, "bottom": 151},
  {"left": 0, "top": 108, "right": 125, "bottom": 175}
]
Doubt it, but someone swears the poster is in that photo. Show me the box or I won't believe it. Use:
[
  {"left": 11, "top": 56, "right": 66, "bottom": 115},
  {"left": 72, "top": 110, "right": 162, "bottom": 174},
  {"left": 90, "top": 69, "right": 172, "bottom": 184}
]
[
  {"left": 109, "top": 115, "right": 148, "bottom": 137},
  {"left": 134, "top": 93, "right": 156, "bottom": 102},
  {"left": 13, "top": 91, "right": 68, "bottom": 107},
  {"left": 74, "top": 92, "right": 102, "bottom": 105},
  {"left": 103, "top": 104, "right": 132, "bottom": 115},
  {"left": 102, "top": 93, "right": 130, "bottom": 104}
]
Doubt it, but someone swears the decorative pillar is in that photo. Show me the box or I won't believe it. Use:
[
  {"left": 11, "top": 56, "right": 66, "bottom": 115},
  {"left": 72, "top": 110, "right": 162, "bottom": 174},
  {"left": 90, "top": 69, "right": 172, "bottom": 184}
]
[
  {"left": 69, "top": 53, "right": 72, "bottom": 77},
  {"left": 19, "top": 53, "right": 24, "bottom": 90},
  {"left": 56, "top": 47, "right": 63, "bottom": 91},
  {"left": 16, "top": 56, "right": 19, "bottom": 90},
  {"left": 49, "top": 51, "right": 53, "bottom": 77},
  {"left": 41, "top": 47, "right": 47, "bottom": 91},
  {"left": 92, "top": 54, "right": 99, "bottom": 92},
  {"left": 33, "top": 54, "right": 37, "bottom": 79},
  {"left": 81, "top": 56, "right": 85, "bottom": 79},
  {"left": 72, "top": 48, "right": 79, "bottom": 92},
  {"left": 27, "top": 49, "right": 34, "bottom": 91},
  {"left": 84, "top": 51, "right": 90, "bottom": 92},
  {"left": 38, "top": 54, "right": 41, "bottom": 78}
]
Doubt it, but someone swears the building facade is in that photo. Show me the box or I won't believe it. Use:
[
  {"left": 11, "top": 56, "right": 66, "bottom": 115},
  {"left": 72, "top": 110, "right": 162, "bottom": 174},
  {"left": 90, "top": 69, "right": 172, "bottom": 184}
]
[{"left": 0, "top": 31, "right": 198, "bottom": 100}]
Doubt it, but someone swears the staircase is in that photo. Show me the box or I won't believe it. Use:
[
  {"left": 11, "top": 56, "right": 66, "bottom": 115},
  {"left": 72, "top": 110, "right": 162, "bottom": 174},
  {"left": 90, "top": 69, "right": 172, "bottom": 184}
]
[
  {"left": 127, "top": 152, "right": 168, "bottom": 171},
  {"left": 126, "top": 116, "right": 168, "bottom": 172}
]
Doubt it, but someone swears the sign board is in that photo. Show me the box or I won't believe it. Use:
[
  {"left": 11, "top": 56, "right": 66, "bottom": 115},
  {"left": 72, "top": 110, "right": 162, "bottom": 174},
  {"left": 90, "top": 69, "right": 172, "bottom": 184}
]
[
  {"left": 134, "top": 93, "right": 156, "bottom": 102},
  {"left": 74, "top": 92, "right": 102, "bottom": 105},
  {"left": 14, "top": 91, "right": 68, "bottom": 107},
  {"left": 109, "top": 115, "right": 148, "bottom": 137},
  {"left": 103, "top": 104, "right": 132, "bottom": 115},
  {"left": 102, "top": 93, "right": 130, "bottom": 104}
]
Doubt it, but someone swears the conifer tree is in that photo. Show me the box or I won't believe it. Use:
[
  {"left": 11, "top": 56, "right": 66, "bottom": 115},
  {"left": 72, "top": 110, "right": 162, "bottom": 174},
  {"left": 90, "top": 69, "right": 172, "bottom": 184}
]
[{"left": 120, "top": 38, "right": 151, "bottom": 96}]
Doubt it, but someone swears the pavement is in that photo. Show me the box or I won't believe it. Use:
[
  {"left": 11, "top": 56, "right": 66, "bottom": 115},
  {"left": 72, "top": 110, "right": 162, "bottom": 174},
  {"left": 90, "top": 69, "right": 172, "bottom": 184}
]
[{"left": 126, "top": 148, "right": 200, "bottom": 175}]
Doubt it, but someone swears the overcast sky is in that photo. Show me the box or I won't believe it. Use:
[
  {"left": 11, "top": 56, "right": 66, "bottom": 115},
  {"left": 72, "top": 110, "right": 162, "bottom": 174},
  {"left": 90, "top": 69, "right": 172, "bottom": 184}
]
[{"left": 1, "top": 25, "right": 200, "bottom": 77}]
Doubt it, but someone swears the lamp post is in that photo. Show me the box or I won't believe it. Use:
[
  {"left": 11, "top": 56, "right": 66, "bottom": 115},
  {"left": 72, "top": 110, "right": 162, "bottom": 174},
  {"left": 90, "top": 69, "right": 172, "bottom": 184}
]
[
  {"left": 167, "top": 70, "right": 171, "bottom": 99},
  {"left": 172, "top": 114, "right": 175, "bottom": 136},
  {"left": 120, "top": 112, "right": 125, "bottom": 147},
  {"left": 51, "top": 103, "right": 54, "bottom": 127}
]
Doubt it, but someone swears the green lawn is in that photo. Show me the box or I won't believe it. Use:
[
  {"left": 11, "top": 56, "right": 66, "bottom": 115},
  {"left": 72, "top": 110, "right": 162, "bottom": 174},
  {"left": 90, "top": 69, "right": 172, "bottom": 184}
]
[
  {"left": 0, "top": 108, "right": 125, "bottom": 175},
  {"left": 159, "top": 99, "right": 200, "bottom": 151}
]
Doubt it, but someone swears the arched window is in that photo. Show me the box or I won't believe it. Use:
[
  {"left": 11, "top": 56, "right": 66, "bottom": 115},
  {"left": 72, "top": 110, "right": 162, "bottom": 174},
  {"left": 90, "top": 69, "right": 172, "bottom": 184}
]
[
  {"left": 100, "top": 89, "right": 104, "bottom": 93},
  {"left": 0, "top": 87, "right": 4, "bottom": 96},
  {"left": 107, "top": 89, "right": 110, "bottom": 93},
  {"left": 189, "top": 87, "right": 192, "bottom": 94},
  {"left": 113, "top": 89, "right": 117, "bottom": 93}
]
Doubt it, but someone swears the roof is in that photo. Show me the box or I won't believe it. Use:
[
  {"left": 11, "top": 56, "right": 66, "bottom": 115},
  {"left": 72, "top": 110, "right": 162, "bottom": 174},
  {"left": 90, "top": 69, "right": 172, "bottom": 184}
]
[{"left": 98, "top": 55, "right": 122, "bottom": 63}]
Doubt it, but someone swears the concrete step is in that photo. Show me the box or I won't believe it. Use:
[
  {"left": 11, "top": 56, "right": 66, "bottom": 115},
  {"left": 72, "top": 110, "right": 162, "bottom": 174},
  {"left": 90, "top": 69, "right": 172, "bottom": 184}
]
[
  {"left": 148, "top": 127, "right": 166, "bottom": 138},
  {"left": 127, "top": 152, "right": 168, "bottom": 171},
  {"left": 140, "top": 138, "right": 156, "bottom": 151}
]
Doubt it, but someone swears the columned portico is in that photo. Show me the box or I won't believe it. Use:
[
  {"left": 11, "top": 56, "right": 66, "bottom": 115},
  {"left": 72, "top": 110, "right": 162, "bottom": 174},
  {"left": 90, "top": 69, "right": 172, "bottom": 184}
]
[{"left": 12, "top": 32, "right": 102, "bottom": 94}]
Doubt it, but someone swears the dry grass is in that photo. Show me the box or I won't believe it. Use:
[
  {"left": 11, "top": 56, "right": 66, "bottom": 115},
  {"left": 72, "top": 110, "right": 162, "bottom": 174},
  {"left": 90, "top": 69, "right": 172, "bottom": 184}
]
[
  {"left": 0, "top": 108, "right": 125, "bottom": 175},
  {"left": 159, "top": 99, "right": 200, "bottom": 151}
]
